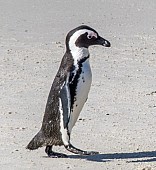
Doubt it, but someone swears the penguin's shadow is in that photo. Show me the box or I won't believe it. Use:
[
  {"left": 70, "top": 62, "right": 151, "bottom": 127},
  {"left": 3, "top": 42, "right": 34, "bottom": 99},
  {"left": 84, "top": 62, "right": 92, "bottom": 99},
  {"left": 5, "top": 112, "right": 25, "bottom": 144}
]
[{"left": 68, "top": 151, "right": 156, "bottom": 163}]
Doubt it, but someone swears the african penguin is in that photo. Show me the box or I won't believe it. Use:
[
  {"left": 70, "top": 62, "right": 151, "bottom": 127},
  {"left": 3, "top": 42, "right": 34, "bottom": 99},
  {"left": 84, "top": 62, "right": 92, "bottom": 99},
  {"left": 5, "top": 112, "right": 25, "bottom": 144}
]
[{"left": 26, "top": 25, "right": 111, "bottom": 158}]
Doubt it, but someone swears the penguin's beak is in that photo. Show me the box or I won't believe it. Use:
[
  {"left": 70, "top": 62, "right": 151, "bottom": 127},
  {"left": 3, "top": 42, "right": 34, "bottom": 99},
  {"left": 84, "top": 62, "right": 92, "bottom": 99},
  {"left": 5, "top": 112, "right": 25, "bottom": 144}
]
[{"left": 96, "top": 36, "right": 111, "bottom": 47}]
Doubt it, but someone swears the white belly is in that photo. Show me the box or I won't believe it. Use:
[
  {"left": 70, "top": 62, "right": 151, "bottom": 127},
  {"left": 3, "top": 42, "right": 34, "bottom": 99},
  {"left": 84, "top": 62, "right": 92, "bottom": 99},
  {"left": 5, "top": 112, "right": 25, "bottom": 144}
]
[{"left": 68, "top": 59, "right": 92, "bottom": 132}]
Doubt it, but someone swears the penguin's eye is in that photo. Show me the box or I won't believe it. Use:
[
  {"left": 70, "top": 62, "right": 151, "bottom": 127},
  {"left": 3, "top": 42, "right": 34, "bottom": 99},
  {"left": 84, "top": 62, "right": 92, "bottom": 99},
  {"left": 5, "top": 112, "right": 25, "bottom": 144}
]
[{"left": 87, "top": 35, "right": 92, "bottom": 39}]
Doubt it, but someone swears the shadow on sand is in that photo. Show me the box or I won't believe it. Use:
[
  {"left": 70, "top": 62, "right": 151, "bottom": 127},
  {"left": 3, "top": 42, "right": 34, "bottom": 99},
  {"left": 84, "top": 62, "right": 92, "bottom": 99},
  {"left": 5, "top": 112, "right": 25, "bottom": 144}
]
[{"left": 68, "top": 150, "right": 156, "bottom": 163}]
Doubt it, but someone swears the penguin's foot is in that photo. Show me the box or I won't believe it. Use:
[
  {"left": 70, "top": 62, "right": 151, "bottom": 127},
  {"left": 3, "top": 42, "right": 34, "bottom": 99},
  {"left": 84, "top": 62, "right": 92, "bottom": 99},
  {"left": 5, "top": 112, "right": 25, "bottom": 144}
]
[
  {"left": 65, "top": 144, "right": 99, "bottom": 156},
  {"left": 45, "top": 145, "right": 68, "bottom": 158},
  {"left": 47, "top": 151, "right": 68, "bottom": 158}
]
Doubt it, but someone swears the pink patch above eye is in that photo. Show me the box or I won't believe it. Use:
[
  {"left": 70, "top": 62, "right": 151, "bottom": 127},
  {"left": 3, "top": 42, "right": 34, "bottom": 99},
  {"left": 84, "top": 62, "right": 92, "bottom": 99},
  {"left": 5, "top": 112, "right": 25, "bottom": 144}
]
[{"left": 89, "top": 32, "right": 97, "bottom": 38}]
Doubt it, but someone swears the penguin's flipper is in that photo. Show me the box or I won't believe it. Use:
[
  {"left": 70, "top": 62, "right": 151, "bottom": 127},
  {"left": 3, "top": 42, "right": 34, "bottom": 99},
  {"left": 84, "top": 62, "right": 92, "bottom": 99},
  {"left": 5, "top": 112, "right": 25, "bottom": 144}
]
[{"left": 60, "top": 75, "right": 71, "bottom": 129}]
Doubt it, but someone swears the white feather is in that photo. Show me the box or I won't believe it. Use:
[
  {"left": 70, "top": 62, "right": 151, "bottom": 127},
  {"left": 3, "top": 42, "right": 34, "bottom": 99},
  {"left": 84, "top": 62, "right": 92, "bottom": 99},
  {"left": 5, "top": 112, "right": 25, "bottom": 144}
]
[
  {"left": 68, "top": 58, "right": 92, "bottom": 133},
  {"left": 60, "top": 29, "right": 93, "bottom": 136},
  {"left": 68, "top": 29, "right": 91, "bottom": 83},
  {"left": 59, "top": 98, "right": 69, "bottom": 146},
  {"left": 68, "top": 29, "right": 92, "bottom": 61}
]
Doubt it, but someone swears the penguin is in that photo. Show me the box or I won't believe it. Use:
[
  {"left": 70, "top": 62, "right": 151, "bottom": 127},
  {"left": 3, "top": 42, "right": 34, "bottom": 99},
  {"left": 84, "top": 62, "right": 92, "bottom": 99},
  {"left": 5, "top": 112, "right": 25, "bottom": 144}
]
[{"left": 26, "top": 25, "right": 111, "bottom": 158}]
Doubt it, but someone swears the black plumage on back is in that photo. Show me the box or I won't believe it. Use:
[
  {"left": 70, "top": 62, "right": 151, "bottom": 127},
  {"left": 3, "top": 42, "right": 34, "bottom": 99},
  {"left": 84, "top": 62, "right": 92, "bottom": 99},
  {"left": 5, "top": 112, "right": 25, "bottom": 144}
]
[{"left": 27, "top": 52, "right": 74, "bottom": 149}]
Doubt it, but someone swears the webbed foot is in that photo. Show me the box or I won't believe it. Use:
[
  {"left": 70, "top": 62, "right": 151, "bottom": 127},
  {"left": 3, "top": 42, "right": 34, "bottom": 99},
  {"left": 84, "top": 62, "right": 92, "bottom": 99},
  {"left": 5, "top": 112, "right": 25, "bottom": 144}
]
[
  {"left": 65, "top": 144, "right": 99, "bottom": 156},
  {"left": 45, "top": 145, "right": 68, "bottom": 158}
]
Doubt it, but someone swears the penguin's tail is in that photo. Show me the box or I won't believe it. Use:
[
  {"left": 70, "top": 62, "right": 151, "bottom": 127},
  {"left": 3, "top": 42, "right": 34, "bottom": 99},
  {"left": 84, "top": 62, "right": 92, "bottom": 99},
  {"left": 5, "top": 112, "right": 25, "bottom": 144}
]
[{"left": 26, "top": 130, "right": 46, "bottom": 150}]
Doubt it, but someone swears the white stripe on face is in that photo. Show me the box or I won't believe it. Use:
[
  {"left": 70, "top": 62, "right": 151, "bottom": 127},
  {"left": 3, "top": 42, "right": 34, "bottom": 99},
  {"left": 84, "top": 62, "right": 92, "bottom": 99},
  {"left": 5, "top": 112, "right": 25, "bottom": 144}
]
[
  {"left": 68, "top": 29, "right": 95, "bottom": 68},
  {"left": 68, "top": 29, "right": 97, "bottom": 51}
]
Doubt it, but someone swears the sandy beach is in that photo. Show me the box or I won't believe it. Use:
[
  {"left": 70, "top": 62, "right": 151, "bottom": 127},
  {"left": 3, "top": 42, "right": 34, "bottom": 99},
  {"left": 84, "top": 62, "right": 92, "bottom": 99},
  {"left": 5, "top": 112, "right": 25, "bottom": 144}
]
[{"left": 0, "top": 0, "right": 156, "bottom": 169}]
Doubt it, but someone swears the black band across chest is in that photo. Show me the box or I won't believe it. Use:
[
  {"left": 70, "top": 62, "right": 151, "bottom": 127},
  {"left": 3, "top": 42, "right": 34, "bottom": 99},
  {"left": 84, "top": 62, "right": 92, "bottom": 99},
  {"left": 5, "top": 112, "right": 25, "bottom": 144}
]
[{"left": 69, "top": 55, "right": 89, "bottom": 111}]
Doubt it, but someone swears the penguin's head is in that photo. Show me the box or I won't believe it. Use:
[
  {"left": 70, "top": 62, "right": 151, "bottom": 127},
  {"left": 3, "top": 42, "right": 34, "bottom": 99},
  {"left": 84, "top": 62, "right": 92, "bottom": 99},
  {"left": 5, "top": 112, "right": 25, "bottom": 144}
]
[{"left": 66, "top": 25, "right": 111, "bottom": 52}]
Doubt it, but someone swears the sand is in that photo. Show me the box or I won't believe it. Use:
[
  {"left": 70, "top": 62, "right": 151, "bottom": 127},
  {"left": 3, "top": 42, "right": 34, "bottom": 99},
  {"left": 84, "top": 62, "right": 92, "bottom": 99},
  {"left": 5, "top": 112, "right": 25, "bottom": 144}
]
[{"left": 0, "top": 0, "right": 156, "bottom": 169}]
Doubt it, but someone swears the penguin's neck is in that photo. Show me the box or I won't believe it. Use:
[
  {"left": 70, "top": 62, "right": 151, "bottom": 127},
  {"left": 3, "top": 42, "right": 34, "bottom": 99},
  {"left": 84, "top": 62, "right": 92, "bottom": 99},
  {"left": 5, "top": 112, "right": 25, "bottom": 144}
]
[{"left": 70, "top": 47, "right": 90, "bottom": 66}]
